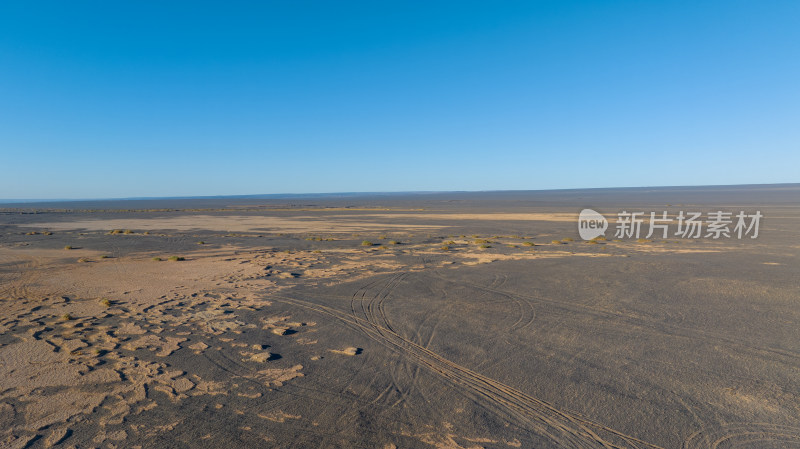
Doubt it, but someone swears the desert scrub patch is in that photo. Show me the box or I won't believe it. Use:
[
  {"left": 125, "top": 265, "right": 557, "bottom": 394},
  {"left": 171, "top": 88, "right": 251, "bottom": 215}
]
[
  {"left": 361, "top": 241, "right": 373, "bottom": 247},
  {"left": 440, "top": 245, "right": 450, "bottom": 250},
  {"left": 523, "top": 241, "right": 535, "bottom": 246},
  {"left": 388, "top": 240, "right": 400, "bottom": 245},
  {"left": 168, "top": 256, "right": 185, "bottom": 261},
  {"left": 474, "top": 239, "right": 491, "bottom": 244},
  {"left": 479, "top": 244, "right": 492, "bottom": 249},
  {"left": 64, "top": 245, "right": 73, "bottom": 250},
  {"left": 43, "top": 231, "right": 53, "bottom": 235},
  {"left": 551, "top": 240, "right": 562, "bottom": 245},
  {"left": 25, "top": 231, "right": 38, "bottom": 235},
  {"left": 562, "top": 237, "right": 574, "bottom": 242},
  {"left": 197, "top": 241, "right": 205, "bottom": 245},
  {"left": 99, "top": 298, "right": 112, "bottom": 307},
  {"left": 61, "top": 313, "right": 73, "bottom": 321},
  {"left": 77, "top": 257, "right": 90, "bottom": 263},
  {"left": 100, "top": 255, "right": 110, "bottom": 259},
  {"left": 312, "top": 250, "right": 322, "bottom": 253},
  {"left": 123, "top": 229, "right": 134, "bottom": 234},
  {"left": 379, "top": 234, "right": 388, "bottom": 239},
  {"left": 108, "top": 229, "right": 123, "bottom": 235},
  {"left": 152, "top": 257, "right": 163, "bottom": 261}
]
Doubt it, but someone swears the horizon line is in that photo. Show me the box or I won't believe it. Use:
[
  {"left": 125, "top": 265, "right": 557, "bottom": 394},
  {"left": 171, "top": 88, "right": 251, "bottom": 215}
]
[{"left": 2, "top": 182, "right": 799, "bottom": 205}]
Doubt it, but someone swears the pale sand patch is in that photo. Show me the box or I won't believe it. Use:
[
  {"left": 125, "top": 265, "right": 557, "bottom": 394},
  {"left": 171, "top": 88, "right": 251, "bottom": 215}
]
[
  {"left": 257, "top": 410, "right": 301, "bottom": 423},
  {"left": 331, "top": 212, "right": 579, "bottom": 222},
  {"left": 330, "top": 347, "right": 360, "bottom": 356},
  {"left": 256, "top": 365, "right": 304, "bottom": 387},
  {"left": 19, "top": 215, "right": 444, "bottom": 233}
]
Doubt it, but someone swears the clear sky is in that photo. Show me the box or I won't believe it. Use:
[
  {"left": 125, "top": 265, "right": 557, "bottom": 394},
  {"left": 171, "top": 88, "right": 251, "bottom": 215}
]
[{"left": 1, "top": 1, "right": 798, "bottom": 199}]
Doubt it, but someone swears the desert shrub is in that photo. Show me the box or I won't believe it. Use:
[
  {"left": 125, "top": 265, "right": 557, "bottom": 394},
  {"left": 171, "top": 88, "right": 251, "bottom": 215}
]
[
  {"left": 312, "top": 250, "right": 322, "bottom": 253},
  {"left": 99, "top": 298, "right": 111, "bottom": 307},
  {"left": 440, "top": 245, "right": 450, "bottom": 250},
  {"left": 168, "top": 256, "right": 185, "bottom": 261},
  {"left": 123, "top": 229, "right": 133, "bottom": 234},
  {"left": 594, "top": 236, "right": 607, "bottom": 241},
  {"left": 523, "top": 242, "right": 535, "bottom": 247},
  {"left": 61, "top": 313, "right": 73, "bottom": 321},
  {"left": 100, "top": 255, "right": 110, "bottom": 259},
  {"left": 586, "top": 240, "right": 599, "bottom": 245},
  {"left": 197, "top": 241, "right": 205, "bottom": 245},
  {"left": 152, "top": 257, "right": 162, "bottom": 261},
  {"left": 563, "top": 237, "right": 574, "bottom": 242},
  {"left": 479, "top": 244, "right": 491, "bottom": 249},
  {"left": 78, "top": 258, "right": 90, "bottom": 263},
  {"left": 474, "top": 239, "right": 491, "bottom": 244},
  {"left": 361, "top": 241, "right": 373, "bottom": 247},
  {"left": 64, "top": 245, "right": 73, "bottom": 250},
  {"left": 388, "top": 240, "right": 399, "bottom": 245},
  {"left": 551, "top": 240, "right": 562, "bottom": 245},
  {"left": 26, "top": 231, "right": 38, "bottom": 235},
  {"left": 43, "top": 231, "right": 53, "bottom": 235},
  {"left": 379, "top": 234, "right": 387, "bottom": 239}
]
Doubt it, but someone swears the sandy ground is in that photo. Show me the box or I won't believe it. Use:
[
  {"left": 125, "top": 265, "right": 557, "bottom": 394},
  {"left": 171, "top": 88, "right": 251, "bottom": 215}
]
[{"left": 1, "top": 190, "right": 799, "bottom": 448}]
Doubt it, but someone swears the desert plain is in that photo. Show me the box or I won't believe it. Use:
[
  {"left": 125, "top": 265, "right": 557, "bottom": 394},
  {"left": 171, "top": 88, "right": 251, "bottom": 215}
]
[{"left": 1, "top": 186, "right": 799, "bottom": 449}]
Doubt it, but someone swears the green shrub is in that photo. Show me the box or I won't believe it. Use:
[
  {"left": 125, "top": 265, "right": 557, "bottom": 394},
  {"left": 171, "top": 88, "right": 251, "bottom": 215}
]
[
  {"left": 64, "top": 245, "right": 73, "bottom": 250},
  {"left": 479, "top": 244, "right": 491, "bottom": 249},
  {"left": 168, "top": 256, "right": 185, "bottom": 261},
  {"left": 361, "top": 241, "right": 373, "bottom": 247},
  {"left": 523, "top": 242, "right": 535, "bottom": 247},
  {"left": 152, "top": 257, "right": 162, "bottom": 261}
]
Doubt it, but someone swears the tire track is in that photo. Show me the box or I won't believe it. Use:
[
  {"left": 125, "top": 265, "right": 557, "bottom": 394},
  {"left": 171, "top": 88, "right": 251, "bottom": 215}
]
[
  {"left": 426, "top": 271, "right": 800, "bottom": 366},
  {"left": 274, "top": 294, "right": 664, "bottom": 449},
  {"left": 683, "top": 423, "right": 800, "bottom": 449}
]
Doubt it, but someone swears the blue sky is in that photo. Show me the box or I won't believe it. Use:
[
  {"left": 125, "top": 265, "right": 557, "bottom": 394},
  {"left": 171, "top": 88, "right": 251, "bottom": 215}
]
[{"left": 1, "top": 1, "right": 798, "bottom": 199}]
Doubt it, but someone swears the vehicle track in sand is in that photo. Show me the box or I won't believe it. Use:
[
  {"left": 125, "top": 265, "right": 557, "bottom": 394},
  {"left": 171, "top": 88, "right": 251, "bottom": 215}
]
[{"left": 276, "top": 291, "right": 665, "bottom": 449}]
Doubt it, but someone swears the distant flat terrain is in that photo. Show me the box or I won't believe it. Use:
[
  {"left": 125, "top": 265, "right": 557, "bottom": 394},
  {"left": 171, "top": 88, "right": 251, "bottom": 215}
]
[{"left": 1, "top": 185, "right": 799, "bottom": 448}]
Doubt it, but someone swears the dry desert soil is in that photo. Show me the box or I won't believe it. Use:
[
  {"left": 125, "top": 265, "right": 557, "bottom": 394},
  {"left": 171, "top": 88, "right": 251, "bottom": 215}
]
[{"left": 1, "top": 186, "right": 799, "bottom": 448}]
